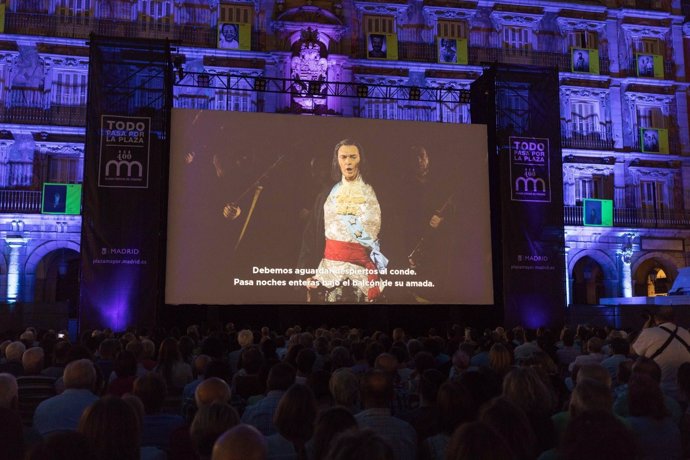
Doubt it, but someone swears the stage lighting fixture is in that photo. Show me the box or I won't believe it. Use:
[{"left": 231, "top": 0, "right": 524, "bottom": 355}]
[
  {"left": 409, "top": 86, "right": 421, "bottom": 101},
  {"left": 459, "top": 89, "right": 471, "bottom": 104},
  {"left": 254, "top": 77, "right": 267, "bottom": 92},
  {"left": 357, "top": 84, "right": 369, "bottom": 98}
]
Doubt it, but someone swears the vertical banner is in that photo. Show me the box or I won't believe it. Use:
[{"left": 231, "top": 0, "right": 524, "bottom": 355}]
[
  {"left": 471, "top": 66, "right": 565, "bottom": 327},
  {"left": 80, "top": 36, "right": 171, "bottom": 332}
]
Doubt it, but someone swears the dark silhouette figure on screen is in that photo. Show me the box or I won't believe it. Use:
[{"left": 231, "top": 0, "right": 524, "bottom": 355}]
[
  {"left": 586, "top": 201, "right": 602, "bottom": 225},
  {"left": 638, "top": 55, "right": 654, "bottom": 77}
]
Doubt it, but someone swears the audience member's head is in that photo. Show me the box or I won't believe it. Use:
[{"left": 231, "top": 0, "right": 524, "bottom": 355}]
[
  {"left": 211, "top": 424, "right": 267, "bottom": 460},
  {"left": 361, "top": 370, "right": 393, "bottom": 409},
  {"left": 98, "top": 339, "right": 120, "bottom": 361},
  {"left": 311, "top": 407, "right": 357, "bottom": 460},
  {"left": 502, "top": 366, "right": 554, "bottom": 415},
  {"left": 559, "top": 410, "right": 636, "bottom": 460},
  {"left": 437, "top": 380, "right": 475, "bottom": 434},
  {"left": 274, "top": 383, "right": 318, "bottom": 452},
  {"left": 488, "top": 343, "right": 512, "bottom": 376},
  {"left": 585, "top": 337, "right": 603, "bottom": 354},
  {"left": 133, "top": 372, "right": 167, "bottom": 414},
  {"left": 0, "top": 372, "right": 18, "bottom": 408},
  {"left": 479, "top": 396, "right": 536, "bottom": 460},
  {"left": 575, "top": 364, "right": 611, "bottom": 388},
  {"left": 63, "top": 359, "right": 97, "bottom": 391},
  {"left": 113, "top": 350, "right": 138, "bottom": 378},
  {"left": 446, "top": 421, "right": 514, "bottom": 460},
  {"left": 28, "top": 431, "right": 95, "bottom": 460},
  {"left": 237, "top": 330, "right": 254, "bottom": 348},
  {"left": 608, "top": 338, "right": 629, "bottom": 356},
  {"left": 373, "top": 353, "right": 398, "bottom": 375},
  {"left": 5, "top": 341, "right": 26, "bottom": 363},
  {"left": 631, "top": 357, "right": 662, "bottom": 383},
  {"left": 78, "top": 396, "right": 140, "bottom": 460},
  {"left": 193, "top": 354, "right": 212, "bottom": 377},
  {"left": 330, "top": 346, "right": 353, "bottom": 370},
  {"left": 295, "top": 348, "right": 316, "bottom": 376},
  {"left": 628, "top": 373, "right": 667, "bottom": 420},
  {"left": 329, "top": 368, "right": 360, "bottom": 410},
  {"left": 195, "top": 377, "right": 232, "bottom": 408},
  {"left": 266, "top": 362, "right": 296, "bottom": 392},
  {"left": 22, "top": 347, "right": 45, "bottom": 375},
  {"left": 190, "top": 403, "right": 240, "bottom": 458},
  {"left": 569, "top": 378, "right": 613, "bottom": 417},
  {"left": 325, "top": 429, "right": 394, "bottom": 460},
  {"left": 418, "top": 368, "right": 445, "bottom": 405}
]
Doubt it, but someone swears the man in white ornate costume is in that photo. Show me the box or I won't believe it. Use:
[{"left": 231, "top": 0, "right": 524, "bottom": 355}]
[{"left": 298, "top": 139, "right": 387, "bottom": 302}]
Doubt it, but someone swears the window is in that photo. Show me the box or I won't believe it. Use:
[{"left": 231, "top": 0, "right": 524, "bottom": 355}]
[
  {"left": 140, "top": 0, "right": 173, "bottom": 32},
  {"left": 568, "top": 30, "right": 598, "bottom": 49},
  {"left": 55, "top": 0, "right": 91, "bottom": 25},
  {"left": 637, "top": 38, "right": 662, "bottom": 55},
  {"left": 51, "top": 71, "right": 87, "bottom": 106},
  {"left": 502, "top": 27, "right": 530, "bottom": 50},
  {"left": 363, "top": 99, "right": 399, "bottom": 120},
  {"left": 220, "top": 4, "right": 252, "bottom": 24},
  {"left": 636, "top": 105, "right": 665, "bottom": 129},
  {"left": 437, "top": 20, "right": 467, "bottom": 39},
  {"left": 363, "top": 15, "right": 395, "bottom": 34},
  {"left": 640, "top": 180, "right": 667, "bottom": 212},
  {"left": 576, "top": 176, "right": 604, "bottom": 201},
  {"left": 571, "top": 100, "right": 600, "bottom": 136},
  {"left": 47, "top": 154, "right": 83, "bottom": 183}
]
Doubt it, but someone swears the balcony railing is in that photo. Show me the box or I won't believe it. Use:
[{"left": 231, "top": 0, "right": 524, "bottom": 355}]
[
  {"left": 5, "top": 12, "right": 266, "bottom": 50},
  {"left": 565, "top": 205, "right": 690, "bottom": 228},
  {"left": 0, "top": 190, "right": 42, "bottom": 213},
  {"left": 0, "top": 105, "right": 86, "bottom": 127},
  {"left": 349, "top": 41, "right": 612, "bottom": 73},
  {"left": 561, "top": 121, "right": 614, "bottom": 150}
]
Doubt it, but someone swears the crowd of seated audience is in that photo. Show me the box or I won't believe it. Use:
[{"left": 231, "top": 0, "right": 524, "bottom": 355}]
[{"left": 1, "top": 311, "right": 690, "bottom": 460}]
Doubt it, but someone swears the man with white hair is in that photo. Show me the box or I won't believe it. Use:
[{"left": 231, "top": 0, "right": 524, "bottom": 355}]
[
  {"left": 229, "top": 329, "right": 254, "bottom": 374},
  {"left": 0, "top": 341, "right": 26, "bottom": 376},
  {"left": 17, "top": 347, "right": 56, "bottom": 426},
  {"left": 33, "top": 359, "right": 99, "bottom": 435}
]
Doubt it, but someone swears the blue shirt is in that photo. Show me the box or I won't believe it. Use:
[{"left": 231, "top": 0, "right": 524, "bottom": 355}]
[
  {"left": 240, "top": 390, "right": 284, "bottom": 435},
  {"left": 355, "top": 408, "right": 417, "bottom": 460},
  {"left": 32, "top": 388, "right": 99, "bottom": 436}
]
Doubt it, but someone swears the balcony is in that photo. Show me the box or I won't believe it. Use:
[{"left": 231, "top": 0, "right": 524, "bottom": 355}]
[
  {"left": 4, "top": 12, "right": 267, "bottom": 50},
  {"left": 561, "top": 121, "right": 614, "bottom": 151},
  {"left": 0, "top": 190, "right": 42, "bottom": 214},
  {"left": 564, "top": 205, "right": 690, "bottom": 229},
  {"left": 0, "top": 105, "right": 86, "bottom": 127}
]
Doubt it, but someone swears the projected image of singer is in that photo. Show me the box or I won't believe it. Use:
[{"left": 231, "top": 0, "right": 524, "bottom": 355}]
[{"left": 298, "top": 139, "right": 388, "bottom": 303}]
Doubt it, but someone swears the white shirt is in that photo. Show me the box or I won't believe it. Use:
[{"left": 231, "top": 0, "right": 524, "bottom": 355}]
[{"left": 633, "top": 322, "right": 690, "bottom": 399}]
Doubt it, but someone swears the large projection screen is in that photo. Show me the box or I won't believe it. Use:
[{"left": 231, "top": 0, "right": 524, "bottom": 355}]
[{"left": 167, "top": 110, "right": 493, "bottom": 305}]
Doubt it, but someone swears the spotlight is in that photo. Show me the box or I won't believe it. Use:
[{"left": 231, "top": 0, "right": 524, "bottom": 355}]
[
  {"left": 254, "top": 77, "right": 267, "bottom": 92},
  {"left": 409, "top": 86, "right": 421, "bottom": 101},
  {"left": 357, "top": 84, "right": 369, "bottom": 98},
  {"left": 459, "top": 89, "right": 471, "bottom": 104}
]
